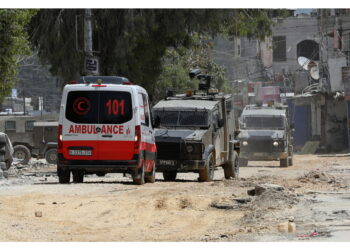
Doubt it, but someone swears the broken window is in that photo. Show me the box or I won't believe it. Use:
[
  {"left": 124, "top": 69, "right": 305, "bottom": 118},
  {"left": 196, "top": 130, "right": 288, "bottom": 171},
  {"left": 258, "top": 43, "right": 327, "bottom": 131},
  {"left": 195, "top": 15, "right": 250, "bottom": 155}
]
[
  {"left": 297, "top": 40, "right": 320, "bottom": 60},
  {"left": 273, "top": 36, "right": 286, "bottom": 62}
]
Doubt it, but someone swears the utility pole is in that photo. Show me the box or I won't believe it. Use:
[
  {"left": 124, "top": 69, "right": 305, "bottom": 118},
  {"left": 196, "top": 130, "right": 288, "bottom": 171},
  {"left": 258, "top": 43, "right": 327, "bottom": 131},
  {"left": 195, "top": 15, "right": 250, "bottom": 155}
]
[
  {"left": 83, "top": 9, "right": 99, "bottom": 75},
  {"left": 84, "top": 9, "right": 93, "bottom": 58}
]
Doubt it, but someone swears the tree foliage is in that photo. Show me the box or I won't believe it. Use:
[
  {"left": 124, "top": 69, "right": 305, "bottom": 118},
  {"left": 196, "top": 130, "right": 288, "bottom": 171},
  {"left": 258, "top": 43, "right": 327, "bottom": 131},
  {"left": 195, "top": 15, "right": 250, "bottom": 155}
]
[
  {"left": 0, "top": 9, "right": 36, "bottom": 104},
  {"left": 29, "top": 9, "right": 280, "bottom": 96},
  {"left": 153, "top": 33, "right": 229, "bottom": 102}
]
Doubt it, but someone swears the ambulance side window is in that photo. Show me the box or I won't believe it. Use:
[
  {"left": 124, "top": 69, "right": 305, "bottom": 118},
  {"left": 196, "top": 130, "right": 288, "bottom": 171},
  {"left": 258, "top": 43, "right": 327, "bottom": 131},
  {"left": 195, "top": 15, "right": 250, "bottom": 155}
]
[{"left": 138, "top": 93, "right": 149, "bottom": 126}]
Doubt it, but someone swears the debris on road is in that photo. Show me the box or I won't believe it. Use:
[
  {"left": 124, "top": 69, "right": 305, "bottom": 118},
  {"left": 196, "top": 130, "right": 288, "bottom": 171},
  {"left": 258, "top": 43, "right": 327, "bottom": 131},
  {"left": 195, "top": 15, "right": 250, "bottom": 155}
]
[
  {"left": 35, "top": 211, "right": 43, "bottom": 217},
  {"left": 242, "top": 186, "right": 300, "bottom": 225},
  {"left": 247, "top": 183, "right": 285, "bottom": 196},
  {"left": 298, "top": 170, "right": 337, "bottom": 184}
]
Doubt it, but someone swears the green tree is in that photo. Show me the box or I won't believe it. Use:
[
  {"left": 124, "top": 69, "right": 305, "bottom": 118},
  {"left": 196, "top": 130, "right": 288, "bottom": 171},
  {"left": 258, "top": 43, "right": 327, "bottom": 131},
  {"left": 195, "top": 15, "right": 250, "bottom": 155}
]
[
  {"left": 29, "top": 9, "right": 281, "bottom": 93},
  {"left": 0, "top": 9, "right": 36, "bottom": 104},
  {"left": 153, "top": 33, "right": 230, "bottom": 102}
]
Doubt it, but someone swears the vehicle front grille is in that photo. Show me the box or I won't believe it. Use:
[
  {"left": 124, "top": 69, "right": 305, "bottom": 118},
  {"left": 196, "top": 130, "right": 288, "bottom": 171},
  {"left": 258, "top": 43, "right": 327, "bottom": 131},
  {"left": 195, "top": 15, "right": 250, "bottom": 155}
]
[
  {"left": 156, "top": 142, "right": 181, "bottom": 160},
  {"left": 245, "top": 139, "right": 283, "bottom": 152}
]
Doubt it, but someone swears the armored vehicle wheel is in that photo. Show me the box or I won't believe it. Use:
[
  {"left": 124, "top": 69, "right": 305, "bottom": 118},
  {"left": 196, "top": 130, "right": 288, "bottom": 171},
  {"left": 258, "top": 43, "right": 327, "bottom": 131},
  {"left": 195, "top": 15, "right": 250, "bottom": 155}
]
[
  {"left": 133, "top": 163, "right": 145, "bottom": 185},
  {"left": 238, "top": 158, "right": 248, "bottom": 167},
  {"left": 280, "top": 158, "right": 288, "bottom": 168},
  {"left": 13, "top": 145, "right": 31, "bottom": 165},
  {"left": 45, "top": 148, "right": 57, "bottom": 164},
  {"left": 163, "top": 171, "right": 177, "bottom": 181},
  {"left": 199, "top": 153, "right": 215, "bottom": 182},
  {"left": 145, "top": 162, "right": 156, "bottom": 183},
  {"left": 72, "top": 170, "right": 84, "bottom": 183},
  {"left": 224, "top": 151, "right": 239, "bottom": 179},
  {"left": 57, "top": 166, "right": 70, "bottom": 184}
]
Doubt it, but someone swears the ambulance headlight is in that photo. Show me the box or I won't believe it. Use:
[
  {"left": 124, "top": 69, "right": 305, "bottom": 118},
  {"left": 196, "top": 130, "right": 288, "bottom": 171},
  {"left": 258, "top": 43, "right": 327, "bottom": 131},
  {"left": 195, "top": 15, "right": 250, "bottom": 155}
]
[
  {"left": 273, "top": 141, "right": 279, "bottom": 147},
  {"left": 242, "top": 141, "right": 248, "bottom": 146}
]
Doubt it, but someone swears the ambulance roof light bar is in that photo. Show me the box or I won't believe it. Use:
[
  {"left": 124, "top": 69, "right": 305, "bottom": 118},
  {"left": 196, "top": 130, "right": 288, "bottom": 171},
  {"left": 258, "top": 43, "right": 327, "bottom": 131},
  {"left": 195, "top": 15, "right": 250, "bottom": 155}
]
[{"left": 78, "top": 76, "right": 130, "bottom": 85}]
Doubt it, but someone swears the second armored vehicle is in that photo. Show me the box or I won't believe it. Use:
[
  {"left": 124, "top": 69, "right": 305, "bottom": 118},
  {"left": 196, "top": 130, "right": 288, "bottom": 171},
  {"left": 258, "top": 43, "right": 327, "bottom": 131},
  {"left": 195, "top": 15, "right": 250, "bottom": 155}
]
[{"left": 237, "top": 104, "right": 293, "bottom": 168}]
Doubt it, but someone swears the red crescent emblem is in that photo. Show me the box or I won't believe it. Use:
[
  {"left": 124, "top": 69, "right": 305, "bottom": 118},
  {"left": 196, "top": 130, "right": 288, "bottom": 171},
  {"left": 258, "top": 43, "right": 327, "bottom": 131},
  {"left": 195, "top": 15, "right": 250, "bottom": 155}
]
[{"left": 73, "top": 97, "right": 91, "bottom": 115}]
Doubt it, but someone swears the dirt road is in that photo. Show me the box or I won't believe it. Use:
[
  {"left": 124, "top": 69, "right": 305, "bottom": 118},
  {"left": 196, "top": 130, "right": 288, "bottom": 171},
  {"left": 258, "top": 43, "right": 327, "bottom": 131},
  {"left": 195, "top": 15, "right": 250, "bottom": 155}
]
[{"left": 0, "top": 154, "right": 349, "bottom": 241}]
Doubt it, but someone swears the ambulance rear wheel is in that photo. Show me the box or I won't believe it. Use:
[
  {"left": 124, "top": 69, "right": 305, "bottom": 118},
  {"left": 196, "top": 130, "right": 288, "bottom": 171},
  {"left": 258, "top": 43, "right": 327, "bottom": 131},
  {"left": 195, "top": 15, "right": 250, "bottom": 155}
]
[
  {"left": 145, "top": 162, "right": 156, "bottom": 183},
  {"left": 72, "top": 170, "right": 84, "bottom": 183},
  {"left": 57, "top": 167, "right": 70, "bottom": 184},
  {"left": 133, "top": 163, "right": 145, "bottom": 185}
]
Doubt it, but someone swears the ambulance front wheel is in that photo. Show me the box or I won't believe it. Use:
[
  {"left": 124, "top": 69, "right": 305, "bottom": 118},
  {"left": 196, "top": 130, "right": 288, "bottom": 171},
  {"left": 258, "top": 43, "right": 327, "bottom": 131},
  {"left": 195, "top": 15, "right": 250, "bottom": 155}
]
[{"left": 57, "top": 166, "right": 70, "bottom": 184}]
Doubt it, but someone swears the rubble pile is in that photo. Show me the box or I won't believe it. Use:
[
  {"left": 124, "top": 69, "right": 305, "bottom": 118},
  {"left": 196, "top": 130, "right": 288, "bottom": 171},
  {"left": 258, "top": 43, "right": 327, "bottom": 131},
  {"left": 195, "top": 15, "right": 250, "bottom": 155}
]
[
  {"left": 0, "top": 159, "right": 54, "bottom": 185},
  {"left": 242, "top": 183, "right": 300, "bottom": 224},
  {"left": 298, "top": 170, "right": 337, "bottom": 184}
]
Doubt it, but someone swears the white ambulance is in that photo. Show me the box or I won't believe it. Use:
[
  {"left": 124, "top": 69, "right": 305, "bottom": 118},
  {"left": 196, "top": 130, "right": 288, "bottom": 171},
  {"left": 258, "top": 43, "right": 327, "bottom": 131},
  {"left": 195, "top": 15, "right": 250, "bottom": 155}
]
[{"left": 57, "top": 76, "right": 156, "bottom": 185}]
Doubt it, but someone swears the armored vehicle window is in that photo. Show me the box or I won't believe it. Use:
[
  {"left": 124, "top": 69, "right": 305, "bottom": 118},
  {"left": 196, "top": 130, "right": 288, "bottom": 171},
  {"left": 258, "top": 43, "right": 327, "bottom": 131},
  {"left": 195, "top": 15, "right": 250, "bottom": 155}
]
[
  {"left": 153, "top": 110, "right": 208, "bottom": 127},
  {"left": 25, "top": 120, "right": 35, "bottom": 131},
  {"left": 153, "top": 111, "right": 178, "bottom": 126},
  {"left": 5, "top": 121, "right": 16, "bottom": 131},
  {"left": 243, "top": 116, "right": 285, "bottom": 130},
  {"left": 179, "top": 111, "right": 208, "bottom": 126}
]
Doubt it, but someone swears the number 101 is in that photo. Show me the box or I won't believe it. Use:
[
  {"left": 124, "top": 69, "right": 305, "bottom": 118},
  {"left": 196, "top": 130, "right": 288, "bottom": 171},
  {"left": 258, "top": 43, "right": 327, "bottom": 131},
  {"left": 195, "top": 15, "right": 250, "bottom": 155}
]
[{"left": 106, "top": 99, "right": 125, "bottom": 115}]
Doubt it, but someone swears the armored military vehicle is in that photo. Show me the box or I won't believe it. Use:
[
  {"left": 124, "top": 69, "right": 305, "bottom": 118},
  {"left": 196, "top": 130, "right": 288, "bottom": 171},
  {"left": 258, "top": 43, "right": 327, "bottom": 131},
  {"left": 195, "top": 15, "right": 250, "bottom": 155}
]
[
  {"left": 237, "top": 104, "right": 293, "bottom": 168},
  {"left": 0, "top": 114, "right": 58, "bottom": 164},
  {"left": 152, "top": 70, "right": 240, "bottom": 182}
]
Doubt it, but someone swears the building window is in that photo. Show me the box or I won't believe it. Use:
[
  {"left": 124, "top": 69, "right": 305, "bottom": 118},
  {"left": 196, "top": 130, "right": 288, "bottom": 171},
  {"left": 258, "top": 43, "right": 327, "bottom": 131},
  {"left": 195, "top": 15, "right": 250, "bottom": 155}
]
[
  {"left": 5, "top": 121, "right": 16, "bottom": 131},
  {"left": 25, "top": 120, "right": 35, "bottom": 131},
  {"left": 273, "top": 36, "right": 286, "bottom": 61}
]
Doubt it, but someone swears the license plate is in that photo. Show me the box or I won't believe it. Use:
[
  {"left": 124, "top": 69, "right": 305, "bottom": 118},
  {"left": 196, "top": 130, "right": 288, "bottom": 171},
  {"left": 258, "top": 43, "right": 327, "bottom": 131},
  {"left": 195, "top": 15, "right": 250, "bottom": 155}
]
[
  {"left": 158, "top": 160, "right": 177, "bottom": 166},
  {"left": 69, "top": 149, "right": 92, "bottom": 156}
]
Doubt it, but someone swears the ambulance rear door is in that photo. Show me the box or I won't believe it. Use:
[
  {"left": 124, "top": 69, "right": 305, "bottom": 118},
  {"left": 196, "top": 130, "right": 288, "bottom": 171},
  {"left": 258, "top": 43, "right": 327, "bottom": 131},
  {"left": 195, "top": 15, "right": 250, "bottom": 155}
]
[
  {"left": 97, "top": 89, "right": 135, "bottom": 161},
  {"left": 63, "top": 90, "right": 100, "bottom": 160}
]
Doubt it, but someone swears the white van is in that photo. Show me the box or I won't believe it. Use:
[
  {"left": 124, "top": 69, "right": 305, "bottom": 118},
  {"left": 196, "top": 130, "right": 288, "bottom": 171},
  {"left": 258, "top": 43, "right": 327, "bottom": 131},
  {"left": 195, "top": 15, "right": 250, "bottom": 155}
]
[{"left": 57, "top": 76, "right": 156, "bottom": 185}]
